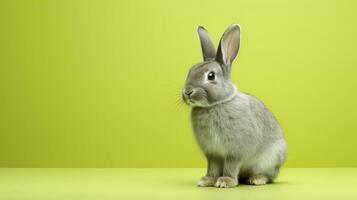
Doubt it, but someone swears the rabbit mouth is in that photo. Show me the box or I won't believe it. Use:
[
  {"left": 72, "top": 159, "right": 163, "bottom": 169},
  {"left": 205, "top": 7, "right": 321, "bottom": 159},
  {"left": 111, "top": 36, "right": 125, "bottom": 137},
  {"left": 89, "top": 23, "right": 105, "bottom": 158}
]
[
  {"left": 187, "top": 98, "right": 194, "bottom": 103},
  {"left": 183, "top": 98, "right": 198, "bottom": 106},
  {"left": 185, "top": 98, "right": 209, "bottom": 107},
  {"left": 186, "top": 99, "right": 195, "bottom": 105},
  {"left": 189, "top": 99, "right": 196, "bottom": 104}
]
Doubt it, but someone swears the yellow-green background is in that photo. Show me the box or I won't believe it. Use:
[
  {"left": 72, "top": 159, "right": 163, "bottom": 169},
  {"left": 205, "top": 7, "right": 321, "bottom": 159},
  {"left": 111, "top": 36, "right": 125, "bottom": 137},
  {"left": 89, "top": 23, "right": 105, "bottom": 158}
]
[{"left": 0, "top": 0, "right": 356, "bottom": 167}]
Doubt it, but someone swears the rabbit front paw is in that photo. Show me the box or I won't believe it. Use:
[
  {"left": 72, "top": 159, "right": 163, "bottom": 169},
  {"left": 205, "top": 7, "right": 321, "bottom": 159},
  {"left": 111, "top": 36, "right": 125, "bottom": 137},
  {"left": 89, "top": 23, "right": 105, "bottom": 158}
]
[
  {"left": 197, "top": 176, "right": 216, "bottom": 187},
  {"left": 214, "top": 176, "right": 238, "bottom": 188}
]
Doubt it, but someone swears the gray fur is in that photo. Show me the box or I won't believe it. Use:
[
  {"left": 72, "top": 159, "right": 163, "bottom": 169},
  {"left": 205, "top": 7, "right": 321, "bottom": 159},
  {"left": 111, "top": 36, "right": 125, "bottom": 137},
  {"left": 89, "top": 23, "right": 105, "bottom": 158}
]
[
  {"left": 183, "top": 24, "right": 287, "bottom": 188},
  {"left": 197, "top": 26, "right": 216, "bottom": 61}
]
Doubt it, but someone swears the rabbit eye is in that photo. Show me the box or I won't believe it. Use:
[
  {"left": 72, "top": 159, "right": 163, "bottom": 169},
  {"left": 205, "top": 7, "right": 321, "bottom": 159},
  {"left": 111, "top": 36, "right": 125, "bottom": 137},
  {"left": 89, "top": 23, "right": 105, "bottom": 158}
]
[{"left": 207, "top": 71, "right": 215, "bottom": 81}]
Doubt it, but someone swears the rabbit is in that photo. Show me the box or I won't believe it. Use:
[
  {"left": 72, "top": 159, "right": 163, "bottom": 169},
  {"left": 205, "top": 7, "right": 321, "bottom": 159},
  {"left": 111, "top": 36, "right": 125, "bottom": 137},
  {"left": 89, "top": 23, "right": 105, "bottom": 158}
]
[{"left": 182, "top": 24, "right": 287, "bottom": 188}]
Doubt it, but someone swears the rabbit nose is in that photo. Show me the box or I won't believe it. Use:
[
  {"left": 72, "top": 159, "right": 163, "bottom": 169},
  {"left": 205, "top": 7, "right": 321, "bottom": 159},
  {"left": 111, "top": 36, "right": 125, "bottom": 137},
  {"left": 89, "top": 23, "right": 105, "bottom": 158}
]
[{"left": 184, "top": 90, "right": 193, "bottom": 96}]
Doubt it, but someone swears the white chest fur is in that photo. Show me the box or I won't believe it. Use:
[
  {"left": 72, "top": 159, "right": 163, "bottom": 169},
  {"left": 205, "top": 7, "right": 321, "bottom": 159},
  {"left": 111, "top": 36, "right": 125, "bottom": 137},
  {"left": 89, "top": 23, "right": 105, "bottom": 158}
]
[{"left": 190, "top": 94, "right": 260, "bottom": 157}]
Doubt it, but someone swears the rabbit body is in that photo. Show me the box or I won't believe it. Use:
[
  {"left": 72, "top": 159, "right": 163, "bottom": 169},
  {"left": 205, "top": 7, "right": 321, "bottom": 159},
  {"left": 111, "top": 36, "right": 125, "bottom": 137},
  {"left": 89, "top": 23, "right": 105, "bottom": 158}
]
[
  {"left": 182, "top": 24, "right": 287, "bottom": 187},
  {"left": 192, "top": 91, "right": 286, "bottom": 183}
]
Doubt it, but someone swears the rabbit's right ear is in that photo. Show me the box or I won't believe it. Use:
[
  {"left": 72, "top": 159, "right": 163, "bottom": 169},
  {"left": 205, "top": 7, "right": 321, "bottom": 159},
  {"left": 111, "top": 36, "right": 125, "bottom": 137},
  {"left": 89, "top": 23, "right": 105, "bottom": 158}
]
[
  {"left": 216, "top": 24, "right": 241, "bottom": 76},
  {"left": 197, "top": 26, "right": 216, "bottom": 61}
]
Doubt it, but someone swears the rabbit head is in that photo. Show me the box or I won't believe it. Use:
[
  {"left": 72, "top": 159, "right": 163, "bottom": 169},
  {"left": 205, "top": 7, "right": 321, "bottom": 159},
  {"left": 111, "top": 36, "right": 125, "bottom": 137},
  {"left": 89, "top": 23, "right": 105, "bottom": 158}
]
[{"left": 183, "top": 24, "right": 241, "bottom": 107}]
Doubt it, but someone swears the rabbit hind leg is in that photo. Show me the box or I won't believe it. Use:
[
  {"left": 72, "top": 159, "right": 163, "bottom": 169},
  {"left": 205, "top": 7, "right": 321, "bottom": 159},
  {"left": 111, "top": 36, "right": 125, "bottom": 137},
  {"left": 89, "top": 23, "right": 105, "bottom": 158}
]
[
  {"left": 239, "top": 167, "right": 279, "bottom": 185},
  {"left": 239, "top": 143, "right": 285, "bottom": 184}
]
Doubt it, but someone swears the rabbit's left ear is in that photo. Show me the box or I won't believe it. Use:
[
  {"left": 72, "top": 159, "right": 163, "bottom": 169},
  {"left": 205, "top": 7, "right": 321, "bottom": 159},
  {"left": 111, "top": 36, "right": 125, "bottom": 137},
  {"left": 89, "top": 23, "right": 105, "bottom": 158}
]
[
  {"left": 197, "top": 26, "right": 216, "bottom": 61},
  {"left": 216, "top": 24, "right": 241, "bottom": 74}
]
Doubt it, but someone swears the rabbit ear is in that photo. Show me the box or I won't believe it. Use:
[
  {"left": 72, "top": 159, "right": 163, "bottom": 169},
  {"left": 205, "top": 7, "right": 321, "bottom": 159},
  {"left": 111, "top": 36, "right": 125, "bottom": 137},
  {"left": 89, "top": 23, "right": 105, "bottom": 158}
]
[
  {"left": 216, "top": 24, "right": 241, "bottom": 75},
  {"left": 197, "top": 26, "right": 216, "bottom": 61}
]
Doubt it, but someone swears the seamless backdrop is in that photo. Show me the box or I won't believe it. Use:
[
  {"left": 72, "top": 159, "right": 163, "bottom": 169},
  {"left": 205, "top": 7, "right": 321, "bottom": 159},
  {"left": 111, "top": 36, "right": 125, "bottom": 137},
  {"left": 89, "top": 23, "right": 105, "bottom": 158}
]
[{"left": 1, "top": 0, "right": 357, "bottom": 167}]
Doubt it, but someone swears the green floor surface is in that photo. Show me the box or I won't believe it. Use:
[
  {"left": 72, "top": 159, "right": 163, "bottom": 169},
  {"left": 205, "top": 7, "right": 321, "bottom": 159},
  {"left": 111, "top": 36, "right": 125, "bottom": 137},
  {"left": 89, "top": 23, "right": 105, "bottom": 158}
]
[{"left": 0, "top": 168, "right": 356, "bottom": 200}]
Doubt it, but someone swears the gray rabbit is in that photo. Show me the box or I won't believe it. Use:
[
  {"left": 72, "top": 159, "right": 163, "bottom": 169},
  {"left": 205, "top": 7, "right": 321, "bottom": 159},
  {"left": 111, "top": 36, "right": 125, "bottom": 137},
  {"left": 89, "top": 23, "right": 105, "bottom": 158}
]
[{"left": 182, "top": 24, "right": 287, "bottom": 188}]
